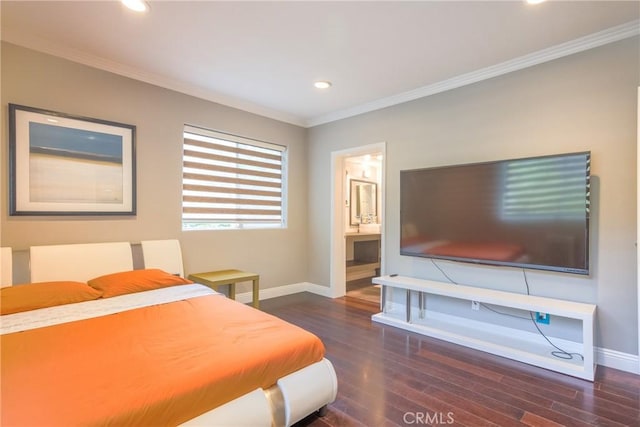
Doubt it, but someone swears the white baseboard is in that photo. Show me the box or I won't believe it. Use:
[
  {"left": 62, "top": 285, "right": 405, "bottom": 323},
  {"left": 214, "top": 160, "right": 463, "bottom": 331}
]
[
  {"left": 303, "top": 282, "right": 339, "bottom": 298},
  {"left": 595, "top": 347, "right": 639, "bottom": 375},
  {"left": 234, "top": 282, "right": 310, "bottom": 304},
  {"left": 235, "top": 283, "right": 640, "bottom": 376},
  {"left": 234, "top": 281, "right": 337, "bottom": 304}
]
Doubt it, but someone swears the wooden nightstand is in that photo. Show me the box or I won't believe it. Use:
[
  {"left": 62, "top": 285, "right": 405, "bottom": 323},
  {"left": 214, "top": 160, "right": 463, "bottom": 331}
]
[{"left": 188, "top": 269, "right": 260, "bottom": 308}]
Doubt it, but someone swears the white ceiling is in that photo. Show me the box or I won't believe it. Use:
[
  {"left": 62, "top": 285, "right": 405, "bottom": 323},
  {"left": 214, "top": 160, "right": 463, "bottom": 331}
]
[{"left": 1, "top": 1, "right": 639, "bottom": 127}]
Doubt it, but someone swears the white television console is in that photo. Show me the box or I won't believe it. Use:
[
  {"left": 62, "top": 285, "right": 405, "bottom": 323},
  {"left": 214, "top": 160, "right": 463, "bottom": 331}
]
[{"left": 372, "top": 275, "right": 596, "bottom": 381}]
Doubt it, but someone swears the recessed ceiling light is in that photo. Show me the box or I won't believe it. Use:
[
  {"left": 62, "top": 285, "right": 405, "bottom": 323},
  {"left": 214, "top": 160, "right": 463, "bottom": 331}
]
[
  {"left": 122, "top": 0, "right": 149, "bottom": 12},
  {"left": 314, "top": 81, "right": 332, "bottom": 89},
  {"left": 526, "top": 0, "right": 546, "bottom": 4}
]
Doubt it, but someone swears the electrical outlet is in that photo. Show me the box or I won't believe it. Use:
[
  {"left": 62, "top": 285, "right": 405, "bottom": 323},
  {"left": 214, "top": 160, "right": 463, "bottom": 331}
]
[
  {"left": 471, "top": 301, "right": 480, "bottom": 311},
  {"left": 535, "top": 312, "right": 550, "bottom": 324}
]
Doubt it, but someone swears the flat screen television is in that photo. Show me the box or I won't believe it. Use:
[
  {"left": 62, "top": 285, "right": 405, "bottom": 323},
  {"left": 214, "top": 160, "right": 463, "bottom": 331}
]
[{"left": 400, "top": 152, "right": 591, "bottom": 275}]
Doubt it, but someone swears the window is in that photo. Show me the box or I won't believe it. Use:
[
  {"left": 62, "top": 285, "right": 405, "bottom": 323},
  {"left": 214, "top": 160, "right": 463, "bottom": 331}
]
[
  {"left": 182, "top": 126, "right": 286, "bottom": 230},
  {"left": 501, "top": 153, "right": 590, "bottom": 221}
]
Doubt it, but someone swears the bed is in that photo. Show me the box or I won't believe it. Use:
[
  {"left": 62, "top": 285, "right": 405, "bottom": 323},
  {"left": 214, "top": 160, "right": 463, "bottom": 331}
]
[
  {"left": 401, "top": 237, "right": 527, "bottom": 263},
  {"left": 423, "top": 241, "right": 525, "bottom": 262},
  {"left": 1, "top": 242, "right": 337, "bottom": 426}
]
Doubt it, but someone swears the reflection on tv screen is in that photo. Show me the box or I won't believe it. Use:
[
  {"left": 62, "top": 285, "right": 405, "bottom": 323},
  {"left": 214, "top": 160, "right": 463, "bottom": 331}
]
[{"left": 400, "top": 152, "right": 590, "bottom": 275}]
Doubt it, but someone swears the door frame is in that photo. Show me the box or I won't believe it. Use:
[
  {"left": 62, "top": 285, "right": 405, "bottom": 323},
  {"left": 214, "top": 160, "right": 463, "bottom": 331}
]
[{"left": 330, "top": 142, "right": 386, "bottom": 297}]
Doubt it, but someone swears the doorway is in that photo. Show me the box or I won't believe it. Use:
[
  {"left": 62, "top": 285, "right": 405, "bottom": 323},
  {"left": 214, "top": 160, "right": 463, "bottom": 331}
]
[{"left": 329, "top": 143, "right": 386, "bottom": 301}]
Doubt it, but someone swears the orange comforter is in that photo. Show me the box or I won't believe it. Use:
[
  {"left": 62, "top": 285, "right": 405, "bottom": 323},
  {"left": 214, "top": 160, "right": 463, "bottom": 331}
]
[{"left": 1, "top": 294, "right": 325, "bottom": 426}]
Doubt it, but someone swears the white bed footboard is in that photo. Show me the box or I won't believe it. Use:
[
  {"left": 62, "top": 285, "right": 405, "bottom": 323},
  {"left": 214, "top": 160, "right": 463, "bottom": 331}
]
[
  {"left": 180, "top": 358, "right": 338, "bottom": 427},
  {"left": 180, "top": 389, "right": 272, "bottom": 427},
  {"left": 279, "top": 358, "right": 338, "bottom": 426}
]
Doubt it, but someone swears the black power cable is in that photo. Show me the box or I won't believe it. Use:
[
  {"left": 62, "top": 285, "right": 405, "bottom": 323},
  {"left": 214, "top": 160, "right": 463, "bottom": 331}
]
[
  {"left": 522, "top": 269, "right": 584, "bottom": 361},
  {"left": 430, "top": 259, "right": 584, "bottom": 361}
]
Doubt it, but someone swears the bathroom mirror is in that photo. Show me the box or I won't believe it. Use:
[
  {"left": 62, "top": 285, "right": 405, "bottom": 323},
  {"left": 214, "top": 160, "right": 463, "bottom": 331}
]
[{"left": 350, "top": 179, "right": 377, "bottom": 226}]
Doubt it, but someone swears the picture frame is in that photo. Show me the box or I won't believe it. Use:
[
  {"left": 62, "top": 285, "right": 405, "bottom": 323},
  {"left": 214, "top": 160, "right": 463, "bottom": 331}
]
[
  {"left": 350, "top": 179, "right": 377, "bottom": 225},
  {"left": 9, "top": 104, "right": 136, "bottom": 216}
]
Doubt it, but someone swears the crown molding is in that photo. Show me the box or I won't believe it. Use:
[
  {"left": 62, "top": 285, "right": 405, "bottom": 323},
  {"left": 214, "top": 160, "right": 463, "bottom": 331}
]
[
  {"left": 0, "top": 27, "right": 307, "bottom": 127},
  {"left": 306, "top": 19, "right": 640, "bottom": 128},
  {"left": 2, "top": 19, "right": 638, "bottom": 129}
]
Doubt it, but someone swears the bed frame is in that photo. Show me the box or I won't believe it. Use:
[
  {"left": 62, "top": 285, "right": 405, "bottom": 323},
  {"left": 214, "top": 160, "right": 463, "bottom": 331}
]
[
  {"left": 1, "top": 247, "right": 12, "bottom": 287},
  {"left": 28, "top": 241, "right": 337, "bottom": 426},
  {"left": 30, "top": 241, "right": 133, "bottom": 282}
]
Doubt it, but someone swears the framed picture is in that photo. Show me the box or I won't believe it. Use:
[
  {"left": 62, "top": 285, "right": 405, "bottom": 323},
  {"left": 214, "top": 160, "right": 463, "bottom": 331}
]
[{"left": 9, "top": 104, "right": 136, "bottom": 215}]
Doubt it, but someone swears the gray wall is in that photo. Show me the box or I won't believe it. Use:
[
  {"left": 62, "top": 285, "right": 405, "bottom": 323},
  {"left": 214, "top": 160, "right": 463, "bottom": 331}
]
[
  {"left": 308, "top": 37, "right": 639, "bottom": 355},
  {"left": 1, "top": 37, "right": 638, "bottom": 355},
  {"left": 1, "top": 42, "right": 309, "bottom": 292}
]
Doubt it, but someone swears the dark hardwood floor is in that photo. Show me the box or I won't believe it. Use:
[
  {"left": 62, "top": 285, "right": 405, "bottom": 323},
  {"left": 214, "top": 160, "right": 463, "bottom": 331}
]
[
  {"left": 345, "top": 277, "right": 380, "bottom": 304},
  {"left": 261, "top": 293, "right": 640, "bottom": 427}
]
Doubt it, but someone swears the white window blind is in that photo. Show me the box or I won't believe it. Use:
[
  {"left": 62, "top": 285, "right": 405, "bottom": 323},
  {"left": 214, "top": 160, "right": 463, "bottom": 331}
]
[
  {"left": 182, "top": 127, "right": 286, "bottom": 230},
  {"left": 501, "top": 153, "right": 590, "bottom": 220}
]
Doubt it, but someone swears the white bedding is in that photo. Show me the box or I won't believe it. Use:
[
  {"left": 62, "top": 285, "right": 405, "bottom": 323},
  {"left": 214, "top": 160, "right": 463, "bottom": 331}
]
[{"left": 1, "top": 284, "right": 219, "bottom": 335}]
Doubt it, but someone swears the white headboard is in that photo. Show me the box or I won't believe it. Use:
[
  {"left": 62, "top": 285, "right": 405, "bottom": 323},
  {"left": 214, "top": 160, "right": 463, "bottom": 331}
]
[
  {"left": 141, "top": 239, "right": 185, "bottom": 277},
  {"left": 30, "top": 242, "right": 133, "bottom": 283},
  {"left": 1, "top": 247, "right": 12, "bottom": 287}
]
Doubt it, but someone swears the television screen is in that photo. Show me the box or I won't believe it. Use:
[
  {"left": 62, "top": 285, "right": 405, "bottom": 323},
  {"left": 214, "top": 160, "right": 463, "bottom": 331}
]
[{"left": 400, "top": 152, "right": 591, "bottom": 275}]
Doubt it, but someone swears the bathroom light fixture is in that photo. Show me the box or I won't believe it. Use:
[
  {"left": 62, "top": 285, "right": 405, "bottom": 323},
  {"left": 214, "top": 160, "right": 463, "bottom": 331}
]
[
  {"left": 526, "top": 0, "right": 546, "bottom": 4},
  {"left": 122, "top": 0, "right": 149, "bottom": 12},
  {"left": 314, "top": 81, "right": 332, "bottom": 89}
]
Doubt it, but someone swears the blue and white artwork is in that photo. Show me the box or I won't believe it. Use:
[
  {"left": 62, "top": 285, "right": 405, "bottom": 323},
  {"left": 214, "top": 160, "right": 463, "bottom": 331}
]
[{"left": 28, "top": 122, "right": 125, "bottom": 204}]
